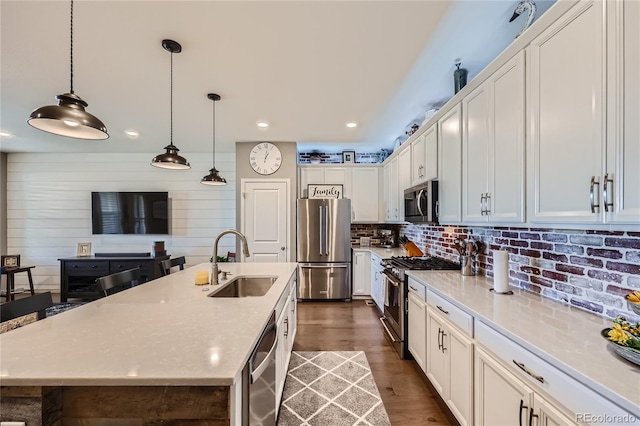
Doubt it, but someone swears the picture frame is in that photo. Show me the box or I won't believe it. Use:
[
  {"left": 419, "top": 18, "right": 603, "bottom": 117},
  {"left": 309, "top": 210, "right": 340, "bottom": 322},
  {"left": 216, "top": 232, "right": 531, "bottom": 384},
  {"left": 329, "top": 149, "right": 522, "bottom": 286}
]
[
  {"left": 342, "top": 150, "right": 356, "bottom": 164},
  {"left": 2, "top": 255, "right": 20, "bottom": 268},
  {"left": 77, "top": 242, "right": 92, "bottom": 257}
]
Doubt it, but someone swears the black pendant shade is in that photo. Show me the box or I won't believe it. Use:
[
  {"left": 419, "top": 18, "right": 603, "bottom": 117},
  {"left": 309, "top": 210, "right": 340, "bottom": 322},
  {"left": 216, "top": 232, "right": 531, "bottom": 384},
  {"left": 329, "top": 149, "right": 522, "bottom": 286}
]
[
  {"left": 28, "top": 0, "right": 108, "bottom": 140},
  {"left": 151, "top": 39, "right": 190, "bottom": 170},
  {"left": 201, "top": 93, "right": 226, "bottom": 186}
]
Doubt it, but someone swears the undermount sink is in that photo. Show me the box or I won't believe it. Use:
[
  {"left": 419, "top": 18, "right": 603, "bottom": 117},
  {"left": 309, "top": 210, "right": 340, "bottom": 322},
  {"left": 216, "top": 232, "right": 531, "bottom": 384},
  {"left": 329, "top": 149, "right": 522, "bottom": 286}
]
[{"left": 208, "top": 276, "right": 279, "bottom": 298}]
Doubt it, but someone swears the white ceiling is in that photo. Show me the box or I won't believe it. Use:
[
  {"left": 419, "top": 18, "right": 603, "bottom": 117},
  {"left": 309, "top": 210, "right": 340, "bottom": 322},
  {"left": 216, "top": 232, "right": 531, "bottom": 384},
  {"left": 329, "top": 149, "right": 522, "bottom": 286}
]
[{"left": 0, "top": 0, "right": 554, "bottom": 155}]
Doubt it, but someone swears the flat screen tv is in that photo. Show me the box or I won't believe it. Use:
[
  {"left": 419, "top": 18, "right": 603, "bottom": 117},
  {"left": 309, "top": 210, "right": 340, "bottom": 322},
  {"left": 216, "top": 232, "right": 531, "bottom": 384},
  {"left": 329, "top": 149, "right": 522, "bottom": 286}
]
[{"left": 92, "top": 192, "right": 169, "bottom": 235}]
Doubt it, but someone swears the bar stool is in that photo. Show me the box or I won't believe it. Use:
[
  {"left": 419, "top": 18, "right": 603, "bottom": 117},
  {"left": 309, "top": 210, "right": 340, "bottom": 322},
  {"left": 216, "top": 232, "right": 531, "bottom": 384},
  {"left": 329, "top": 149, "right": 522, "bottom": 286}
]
[{"left": 1, "top": 255, "right": 36, "bottom": 301}]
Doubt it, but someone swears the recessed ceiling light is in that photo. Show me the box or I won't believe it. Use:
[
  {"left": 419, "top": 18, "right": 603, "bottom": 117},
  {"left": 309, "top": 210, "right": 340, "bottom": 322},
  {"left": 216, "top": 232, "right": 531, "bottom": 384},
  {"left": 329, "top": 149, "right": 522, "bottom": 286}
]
[
  {"left": 125, "top": 129, "right": 140, "bottom": 137},
  {"left": 346, "top": 122, "right": 358, "bottom": 128},
  {"left": 256, "top": 120, "right": 269, "bottom": 128}
]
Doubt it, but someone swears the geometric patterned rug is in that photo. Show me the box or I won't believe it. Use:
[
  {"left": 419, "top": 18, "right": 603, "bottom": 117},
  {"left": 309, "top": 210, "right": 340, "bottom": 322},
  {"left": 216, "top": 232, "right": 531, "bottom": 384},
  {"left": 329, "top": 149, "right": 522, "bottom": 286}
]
[{"left": 277, "top": 351, "right": 391, "bottom": 426}]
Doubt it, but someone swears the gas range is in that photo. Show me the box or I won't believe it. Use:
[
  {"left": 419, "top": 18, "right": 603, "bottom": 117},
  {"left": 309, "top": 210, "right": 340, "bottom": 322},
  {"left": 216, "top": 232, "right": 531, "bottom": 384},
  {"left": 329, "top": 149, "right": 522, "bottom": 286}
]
[{"left": 382, "top": 256, "right": 461, "bottom": 281}]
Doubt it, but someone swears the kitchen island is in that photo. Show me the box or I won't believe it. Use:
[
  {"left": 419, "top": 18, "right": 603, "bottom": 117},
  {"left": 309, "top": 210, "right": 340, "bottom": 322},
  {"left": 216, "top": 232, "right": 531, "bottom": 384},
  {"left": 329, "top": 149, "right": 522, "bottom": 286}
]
[{"left": 0, "top": 262, "right": 298, "bottom": 425}]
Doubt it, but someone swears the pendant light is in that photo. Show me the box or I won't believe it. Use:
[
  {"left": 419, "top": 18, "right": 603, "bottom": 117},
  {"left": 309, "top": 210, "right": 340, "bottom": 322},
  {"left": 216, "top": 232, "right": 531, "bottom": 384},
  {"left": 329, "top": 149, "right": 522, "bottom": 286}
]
[
  {"left": 151, "top": 39, "right": 190, "bottom": 170},
  {"left": 201, "top": 94, "right": 227, "bottom": 185},
  {"left": 27, "top": 0, "right": 108, "bottom": 140}
]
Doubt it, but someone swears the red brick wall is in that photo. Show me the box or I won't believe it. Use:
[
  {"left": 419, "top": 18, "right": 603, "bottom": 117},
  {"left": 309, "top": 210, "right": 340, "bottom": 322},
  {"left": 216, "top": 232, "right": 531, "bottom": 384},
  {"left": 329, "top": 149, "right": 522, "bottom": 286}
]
[{"left": 400, "top": 223, "right": 640, "bottom": 321}]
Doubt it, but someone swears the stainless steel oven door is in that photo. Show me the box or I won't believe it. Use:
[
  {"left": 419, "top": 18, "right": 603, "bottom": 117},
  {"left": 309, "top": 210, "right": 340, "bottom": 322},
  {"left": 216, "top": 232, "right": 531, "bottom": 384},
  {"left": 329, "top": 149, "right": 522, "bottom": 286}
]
[{"left": 382, "top": 270, "right": 404, "bottom": 340}]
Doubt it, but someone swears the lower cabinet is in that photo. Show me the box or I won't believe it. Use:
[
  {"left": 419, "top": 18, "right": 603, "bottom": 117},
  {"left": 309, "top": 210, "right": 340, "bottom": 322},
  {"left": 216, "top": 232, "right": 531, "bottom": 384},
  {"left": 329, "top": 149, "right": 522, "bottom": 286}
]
[
  {"left": 407, "top": 285, "right": 427, "bottom": 371},
  {"left": 352, "top": 250, "right": 371, "bottom": 296},
  {"left": 275, "top": 279, "right": 297, "bottom": 411},
  {"left": 426, "top": 307, "right": 474, "bottom": 426},
  {"left": 475, "top": 346, "right": 577, "bottom": 426},
  {"left": 370, "top": 253, "right": 384, "bottom": 312}
]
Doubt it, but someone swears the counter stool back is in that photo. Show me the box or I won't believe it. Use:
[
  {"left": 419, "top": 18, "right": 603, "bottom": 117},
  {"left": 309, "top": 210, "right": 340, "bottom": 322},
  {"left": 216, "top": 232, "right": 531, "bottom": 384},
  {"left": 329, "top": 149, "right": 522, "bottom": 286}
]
[
  {"left": 0, "top": 291, "right": 53, "bottom": 323},
  {"left": 159, "top": 256, "right": 186, "bottom": 276},
  {"left": 96, "top": 268, "right": 141, "bottom": 297}
]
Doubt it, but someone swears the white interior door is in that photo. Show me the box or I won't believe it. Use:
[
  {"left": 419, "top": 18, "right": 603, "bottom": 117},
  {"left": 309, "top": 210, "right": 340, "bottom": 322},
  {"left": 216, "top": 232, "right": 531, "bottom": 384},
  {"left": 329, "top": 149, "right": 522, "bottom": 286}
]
[{"left": 241, "top": 179, "right": 289, "bottom": 262}]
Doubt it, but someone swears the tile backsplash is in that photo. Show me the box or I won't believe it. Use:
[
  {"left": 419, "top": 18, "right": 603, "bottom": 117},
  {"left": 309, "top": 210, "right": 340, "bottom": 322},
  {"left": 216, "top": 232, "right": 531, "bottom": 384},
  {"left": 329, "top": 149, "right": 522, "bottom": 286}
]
[{"left": 399, "top": 223, "right": 640, "bottom": 322}]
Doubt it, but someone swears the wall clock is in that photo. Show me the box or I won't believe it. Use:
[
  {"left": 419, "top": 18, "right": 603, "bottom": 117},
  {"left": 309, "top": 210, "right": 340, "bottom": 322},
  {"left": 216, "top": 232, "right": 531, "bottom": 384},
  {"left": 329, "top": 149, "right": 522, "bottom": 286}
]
[{"left": 250, "top": 142, "right": 282, "bottom": 175}]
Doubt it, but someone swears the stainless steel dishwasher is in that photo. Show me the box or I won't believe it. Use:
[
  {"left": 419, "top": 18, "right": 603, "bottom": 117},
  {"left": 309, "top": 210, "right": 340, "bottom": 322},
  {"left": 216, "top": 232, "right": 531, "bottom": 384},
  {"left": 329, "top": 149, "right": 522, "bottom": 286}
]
[{"left": 243, "top": 311, "right": 277, "bottom": 426}]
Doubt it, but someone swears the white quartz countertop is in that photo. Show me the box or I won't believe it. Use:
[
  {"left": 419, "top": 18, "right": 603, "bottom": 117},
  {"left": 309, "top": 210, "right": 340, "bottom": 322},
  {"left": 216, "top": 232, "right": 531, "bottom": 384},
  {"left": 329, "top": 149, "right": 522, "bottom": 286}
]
[
  {"left": 0, "top": 262, "right": 298, "bottom": 386},
  {"left": 352, "top": 246, "right": 406, "bottom": 258},
  {"left": 406, "top": 270, "right": 640, "bottom": 417}
]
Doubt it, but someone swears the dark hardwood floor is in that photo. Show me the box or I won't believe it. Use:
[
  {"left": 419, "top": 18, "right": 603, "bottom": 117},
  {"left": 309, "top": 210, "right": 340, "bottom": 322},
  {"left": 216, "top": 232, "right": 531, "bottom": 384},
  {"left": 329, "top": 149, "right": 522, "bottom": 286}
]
[{"left": 294, "top": 300, "right": 452, "bottom": 426}]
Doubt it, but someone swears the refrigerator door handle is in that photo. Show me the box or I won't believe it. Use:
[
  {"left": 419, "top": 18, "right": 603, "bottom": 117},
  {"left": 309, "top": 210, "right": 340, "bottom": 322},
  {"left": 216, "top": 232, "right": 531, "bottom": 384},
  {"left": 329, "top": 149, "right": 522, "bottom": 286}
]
[
  {"left": 319, "top": 205, "right": 324, "bottom": 256},
  {"left": 325, "top": 206, "right": 330, "bottom": 255}
]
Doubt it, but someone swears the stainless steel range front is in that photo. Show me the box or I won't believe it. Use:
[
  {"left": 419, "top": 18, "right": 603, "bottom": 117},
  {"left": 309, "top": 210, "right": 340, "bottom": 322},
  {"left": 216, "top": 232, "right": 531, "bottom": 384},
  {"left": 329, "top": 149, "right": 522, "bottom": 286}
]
[{"left": 380, "top": 256, "right": 461, "bottom": 359}]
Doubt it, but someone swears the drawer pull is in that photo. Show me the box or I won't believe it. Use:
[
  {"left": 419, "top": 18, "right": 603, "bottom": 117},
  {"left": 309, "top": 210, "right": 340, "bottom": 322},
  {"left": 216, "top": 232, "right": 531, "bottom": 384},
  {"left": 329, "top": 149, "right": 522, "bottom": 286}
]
[
  {"left": 72, "top": 265, "right": 78, "bottom": 268},
  {"left": 436, "top": 305, "right": 449, "bottom": 315},
  {"left": 409, "top": 285, "right": 419, "bottom": 292},
  {"left": 91, "top": 265, "right": 98, "bottom": 268},
  {"left": 513, "top": 360, "right": 545, "bottom": 383}
]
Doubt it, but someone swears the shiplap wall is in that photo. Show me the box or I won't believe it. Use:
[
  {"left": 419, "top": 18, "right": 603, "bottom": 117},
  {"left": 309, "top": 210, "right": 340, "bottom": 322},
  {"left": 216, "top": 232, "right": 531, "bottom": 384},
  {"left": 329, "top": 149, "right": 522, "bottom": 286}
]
[{"left": 6, "top": 152, "right": 236, "bottom": 292}]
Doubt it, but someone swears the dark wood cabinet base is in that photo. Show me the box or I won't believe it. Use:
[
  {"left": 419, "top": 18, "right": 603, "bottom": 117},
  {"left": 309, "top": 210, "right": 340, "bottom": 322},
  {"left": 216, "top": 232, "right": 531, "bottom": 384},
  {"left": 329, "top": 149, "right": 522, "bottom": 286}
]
[{"left": 1, "top": 385, "right": 230, "bottom": 425}]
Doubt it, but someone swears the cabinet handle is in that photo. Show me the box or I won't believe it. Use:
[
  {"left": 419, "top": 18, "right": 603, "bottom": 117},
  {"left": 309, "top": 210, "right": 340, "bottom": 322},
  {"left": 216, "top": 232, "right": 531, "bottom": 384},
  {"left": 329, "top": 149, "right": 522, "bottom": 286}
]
[
  {"left": 441, "top": 331, "right": 447, "bottom": 352},
  {"left": 513, "top": 360, "right": 545, "bottom": 383},
  {"left": 590, "top": 176, "right": 600, "bottom": 213},
  {"left": 519, "top": 400, "right": 527, "bottom": 426},
  {"left": 436, "top": 305, "right": 449, "bottom": 315},
  {"left": 72, "top": 265, "right": 78, "bottom": 268},
  {"left": 603, "top": 173, "right": 614, "bottom": 212},
  {"left": 480, "top": 193, "right": 486, "bottom": 215},
  {"left": 409, "top": 285, "right": 419, "bottom": 292},
  {"left": 91, "top": 265, "right": 98, "bottom": 268},
  {"left": 529, "top": 407, "right": 538, "bottom": 426},
  {"left": 485, "top": 193, "right": 491, "bottom": 215},
  {"left": 284, "top": 318, "right": 289, "bottom": 337}
]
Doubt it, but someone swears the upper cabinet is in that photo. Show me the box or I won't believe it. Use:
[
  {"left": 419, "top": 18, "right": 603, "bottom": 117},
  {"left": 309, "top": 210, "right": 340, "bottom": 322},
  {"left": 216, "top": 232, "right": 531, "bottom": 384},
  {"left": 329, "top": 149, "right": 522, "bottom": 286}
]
[
  {"left": 606, "top": 0, "right": 640, "bottom": 223},
  {"left": 411, "top": 124, "right": 438, "bottom": 187},
  {"left": 438, "top": 104, "right": 463, "bottom": 224},
  {"left": 463, "top": 51, "right": 525, "bottom": 224},
  {"left": 527, "top": 0, "right": 606, "bottom": 223},
  {"left": 299, "top": 166, "right": 351, "bottom": 199},
  {"left": 383, "top": 156, "right": 400, "bottom": 222},
  {"left": 298, "top": 165, "right": 379, "bottom": 222},
  {"left": 351, "top": 167, "right": 380, "bottom": 222}
]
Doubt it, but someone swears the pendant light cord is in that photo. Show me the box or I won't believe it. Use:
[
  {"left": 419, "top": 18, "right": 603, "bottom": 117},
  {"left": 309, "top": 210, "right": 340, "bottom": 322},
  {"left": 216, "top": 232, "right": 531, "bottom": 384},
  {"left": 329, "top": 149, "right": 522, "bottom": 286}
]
[
  {"left": 212, "top": 99, "right": 216, "bottom": 167},
  {"left": 170, "top": 51, "right": 174, "bottom": 145},
  {"left": 69, "top": 0, "right": 74, "bottom": 94}
]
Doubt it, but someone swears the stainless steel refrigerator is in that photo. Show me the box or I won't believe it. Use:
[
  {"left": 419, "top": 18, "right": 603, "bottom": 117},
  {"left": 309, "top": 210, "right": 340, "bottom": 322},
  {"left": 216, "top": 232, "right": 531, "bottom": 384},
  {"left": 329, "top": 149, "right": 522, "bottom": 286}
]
[{"left": 297, "top": 198, "right": 351, "bottom": 300}]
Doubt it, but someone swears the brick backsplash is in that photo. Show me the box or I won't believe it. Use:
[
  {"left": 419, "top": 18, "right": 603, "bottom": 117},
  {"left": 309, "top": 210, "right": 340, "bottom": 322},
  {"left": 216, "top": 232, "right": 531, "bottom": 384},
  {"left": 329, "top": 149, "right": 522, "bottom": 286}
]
[{"left": 400, "top": 223, "right": 640, "bottom": 322}]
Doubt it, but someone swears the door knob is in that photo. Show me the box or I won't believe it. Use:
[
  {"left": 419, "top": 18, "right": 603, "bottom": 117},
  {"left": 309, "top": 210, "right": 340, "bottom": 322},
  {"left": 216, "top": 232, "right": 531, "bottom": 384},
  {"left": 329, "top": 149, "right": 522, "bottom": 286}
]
[{"left": 281, "top": 247, "right": 285, "bottom": 250}]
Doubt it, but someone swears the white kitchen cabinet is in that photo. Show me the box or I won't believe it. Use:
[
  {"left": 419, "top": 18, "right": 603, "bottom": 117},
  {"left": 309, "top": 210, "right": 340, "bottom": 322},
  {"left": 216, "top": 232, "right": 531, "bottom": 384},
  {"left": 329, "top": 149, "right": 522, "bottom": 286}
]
[
  {"left": 423, "top": 124, "right": 438, "bottom": 182},
  {"left": 475, "top": 347, "right": 579, "bottom": 426},
  {"left": 351, "top": 167, "right": 379, "bottom": 222},
  {"left": 463, "top": 51, "right": 525, "bottom": 224},
  {"left": 383, "top": 157, "right": 400, "bottom": 221},
  {"left": 411, "top": 132, "right": 426, "bottom": 186},
  {"left": 426, "top": 307, "right": 474, "bottom": 426},
  {"left": 352, "top": 250, "right": 371, "bottom": 296},
  {"left": 275, "top": 294, "right": 291, "bottom": 410},
  {"left": 407, "top": 278, "right": 427, "bottom": 371},
  {"left": 606, "top": 0, "right": 640, "bottom": 224},
  {"left": 528, "top": 0, "right": 606, "bottom": 224},
  {"left": 438, "top": 103, "right": 463, "bottom": 224},
  {"left": 475, "top": 346, "right": 535, "bottom": 426},
  {"left": 298, "top": 166, "right": 350, "bottom": 198},
  {"left": 411, "top": 124, "right": 438, "bottom": 186},
  {"left": 398, "top": 146, "right": 412, "bottom": 197},
  {"left": 369, "top": 253, "right": 384, "bottom": 312}
]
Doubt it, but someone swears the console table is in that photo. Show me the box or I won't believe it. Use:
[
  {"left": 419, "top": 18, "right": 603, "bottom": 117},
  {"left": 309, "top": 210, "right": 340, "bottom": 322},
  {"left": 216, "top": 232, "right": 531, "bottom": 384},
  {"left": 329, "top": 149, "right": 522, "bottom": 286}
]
[{"left": 58, "top": 254, "right": 170, "bottom": 302}]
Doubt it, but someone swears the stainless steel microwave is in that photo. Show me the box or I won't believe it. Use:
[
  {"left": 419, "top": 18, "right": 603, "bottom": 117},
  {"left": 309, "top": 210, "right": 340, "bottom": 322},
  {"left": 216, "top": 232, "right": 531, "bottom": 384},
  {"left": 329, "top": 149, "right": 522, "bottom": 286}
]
[{"left": 404, "top": 180, "right": 438, "bottom": 224}]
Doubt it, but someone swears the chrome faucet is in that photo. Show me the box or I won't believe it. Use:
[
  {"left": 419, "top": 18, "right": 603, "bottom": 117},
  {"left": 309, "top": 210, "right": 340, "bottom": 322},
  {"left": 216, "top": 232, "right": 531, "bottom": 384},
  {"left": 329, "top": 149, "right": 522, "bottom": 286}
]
[{"left": 211, "top": 229, "right": 250, "bottom": 285}]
